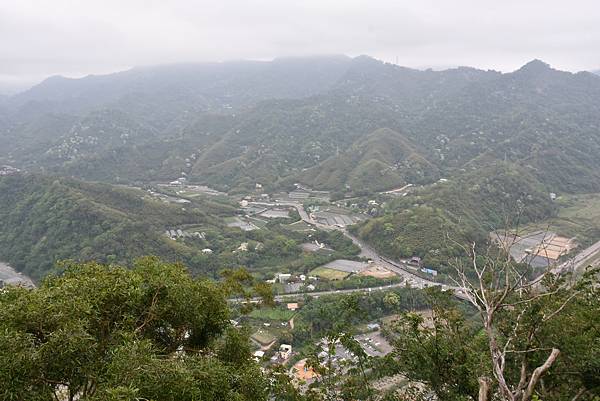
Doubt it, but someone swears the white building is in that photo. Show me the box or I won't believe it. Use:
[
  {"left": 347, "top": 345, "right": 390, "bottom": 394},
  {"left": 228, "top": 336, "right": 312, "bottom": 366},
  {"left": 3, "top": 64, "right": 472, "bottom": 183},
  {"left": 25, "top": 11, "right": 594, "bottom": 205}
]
[
  {"left": 277, "top": 273, "right": 292, "bottom": 283},
  {"left": 279, "top": 344, "right": 292, "bottom": 360}
]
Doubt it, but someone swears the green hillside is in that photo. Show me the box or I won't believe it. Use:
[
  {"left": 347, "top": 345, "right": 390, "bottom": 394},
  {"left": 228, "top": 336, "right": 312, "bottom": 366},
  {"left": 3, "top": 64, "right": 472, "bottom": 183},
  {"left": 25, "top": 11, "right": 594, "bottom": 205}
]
[
  {"left": 0, "top": 174, "right": 232, "bottom": 280},
  {"left": 301, "top": 128, "right": 438, "bottom": 195},
  {"left": 3, "top": 57, "right": 600, "bottom": 196},
  {"left": 351, "top": 163, "right": 557, "bottom": 274}
]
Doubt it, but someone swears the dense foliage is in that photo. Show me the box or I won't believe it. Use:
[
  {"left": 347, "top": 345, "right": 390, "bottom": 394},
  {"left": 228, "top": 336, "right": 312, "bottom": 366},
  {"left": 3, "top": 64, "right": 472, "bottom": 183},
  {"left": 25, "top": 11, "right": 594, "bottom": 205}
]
[
  {"left": 291, "top": 288, "right": 428, "bottom": 348},
  {"left": 0, "top": 174, "right": 234, "bottom": 280},
  {"left": 0, "top": 258, "right": 269, "bottom": 401}
]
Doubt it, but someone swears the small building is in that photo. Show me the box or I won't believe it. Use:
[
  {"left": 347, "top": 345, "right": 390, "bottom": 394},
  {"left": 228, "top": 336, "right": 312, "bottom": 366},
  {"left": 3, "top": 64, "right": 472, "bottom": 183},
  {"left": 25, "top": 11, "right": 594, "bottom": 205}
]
[
  {"left": 367, "top": 323, "right": 381, "bottom": 331},
  {"left": 293, "top": 359, "right": 318, "bottom": 382},
  {"left": 421, "top": 267, "right": 438, "bottom": 276},
  {"left": 285, "top": 282, "right": 302, "bottom": 293},
  {"left": 277, "top": 273, "right": 292, "bottom": 283},
  {"left": 408, "top": 256, "right": 422, "bottom": 266},
  {"left": 201, "top": 248, "right": 213, "bottom": 254},
  {"left": 253, "top": 350, "right": 265, "bottom": 361},
  {"left": 287, "top": 303, "right": 299, "bottom": 311},
  {"left": 279, "top": 344, "right": 292, "bottom": 360}
]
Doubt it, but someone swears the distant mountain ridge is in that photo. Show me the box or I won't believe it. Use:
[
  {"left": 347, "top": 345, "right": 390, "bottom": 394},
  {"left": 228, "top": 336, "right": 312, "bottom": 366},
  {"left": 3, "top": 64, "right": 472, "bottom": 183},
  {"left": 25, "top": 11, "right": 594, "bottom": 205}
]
[
  {"left": 9, "top": 55, "right": 353, "bottom": 116},
  {"left": 1, "top": 55, "right": 600, "bottom": 196}
]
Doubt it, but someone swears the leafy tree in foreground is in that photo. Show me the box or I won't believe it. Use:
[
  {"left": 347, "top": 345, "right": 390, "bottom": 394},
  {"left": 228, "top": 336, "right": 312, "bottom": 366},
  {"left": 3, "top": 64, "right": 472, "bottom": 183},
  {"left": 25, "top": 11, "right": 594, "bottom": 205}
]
[
  {"left": 0, "top": 257, "right": 268, "bottom": 401},
  {"left": 389, "top": 289, "right": 486, "bottom": 401}
]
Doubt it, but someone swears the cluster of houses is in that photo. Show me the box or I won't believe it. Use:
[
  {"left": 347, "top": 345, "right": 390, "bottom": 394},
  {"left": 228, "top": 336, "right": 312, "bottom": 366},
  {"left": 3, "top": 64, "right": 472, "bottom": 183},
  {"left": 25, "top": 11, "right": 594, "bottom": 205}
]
[
  {"left": 267, "top": 273, "right": 318, "bottom": 293},
  {"left": 165, "top": 229, "right": 205, "bottom": 240},
  {"left": 168, "top": 176, "right": 188, "bottom": 187},
  {"left": 234, "top": 242, "right": 264, "bottom": 253},
  {"left": 0, "top": 165, "right": 20, "bottom": 176},
  {"left": 253, "top": 343, "right": 294, "bottom": 364},
  {"left": 285, "top": 331, "right": 390, "bottom": 385}
]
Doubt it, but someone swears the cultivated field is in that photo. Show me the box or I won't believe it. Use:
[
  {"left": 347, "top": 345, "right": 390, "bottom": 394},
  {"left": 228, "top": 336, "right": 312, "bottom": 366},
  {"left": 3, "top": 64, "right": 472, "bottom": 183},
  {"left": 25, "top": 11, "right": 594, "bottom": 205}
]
[
  {"left": 359, "top": 264, "right": 396, "bottom": 278},
  {"left": 249, "top": 307, "right": 296, "bottom": 321},
  {"left": 519, "top": 193, "right": 600, "bottom": 246},
  {"left": 309, "top": 266, "right": 350, "bottom": 280},
  {"left": 251, "top": 329, "right": 277, "bottom": 346}
]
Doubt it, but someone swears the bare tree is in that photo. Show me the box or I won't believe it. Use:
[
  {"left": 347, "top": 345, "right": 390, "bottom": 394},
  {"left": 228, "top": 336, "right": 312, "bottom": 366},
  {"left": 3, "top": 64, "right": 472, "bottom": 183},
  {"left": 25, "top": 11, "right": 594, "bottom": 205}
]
[{"left": 450, "top": 224, "right": 579, "bottom": 401}]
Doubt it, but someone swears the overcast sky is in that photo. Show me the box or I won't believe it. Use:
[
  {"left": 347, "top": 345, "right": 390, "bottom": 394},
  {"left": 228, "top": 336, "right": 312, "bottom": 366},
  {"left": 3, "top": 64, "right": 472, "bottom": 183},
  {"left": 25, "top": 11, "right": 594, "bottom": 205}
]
[{"left": 1, "top": 0, "right": 600, "bottom": 93}]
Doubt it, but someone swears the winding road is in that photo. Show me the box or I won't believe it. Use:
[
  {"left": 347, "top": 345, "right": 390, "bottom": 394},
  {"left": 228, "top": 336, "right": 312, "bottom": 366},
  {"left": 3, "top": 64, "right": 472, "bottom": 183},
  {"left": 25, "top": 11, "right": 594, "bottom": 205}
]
[{"left": 248, "top": 199, "right": 600, "bottom": 302}]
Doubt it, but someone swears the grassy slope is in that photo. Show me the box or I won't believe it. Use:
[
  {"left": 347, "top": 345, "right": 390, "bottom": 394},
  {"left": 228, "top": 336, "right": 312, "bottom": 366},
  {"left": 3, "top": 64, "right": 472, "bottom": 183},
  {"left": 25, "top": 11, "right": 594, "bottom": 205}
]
[{"left": 519, "top": 193, "right": 600, "bottom": 246}]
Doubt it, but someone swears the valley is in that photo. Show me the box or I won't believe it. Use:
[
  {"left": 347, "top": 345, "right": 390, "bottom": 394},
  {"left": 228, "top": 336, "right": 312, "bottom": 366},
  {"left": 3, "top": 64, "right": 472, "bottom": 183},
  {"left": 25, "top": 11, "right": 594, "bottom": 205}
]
[{"left": 1, "top": 54, "right": 599, "bottom": 401}]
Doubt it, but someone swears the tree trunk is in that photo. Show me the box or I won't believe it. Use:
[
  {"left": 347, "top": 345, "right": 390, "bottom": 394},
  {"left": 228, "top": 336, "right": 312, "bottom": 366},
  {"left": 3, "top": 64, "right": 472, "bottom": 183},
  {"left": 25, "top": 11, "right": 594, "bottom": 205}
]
[
  {"left": 479, "top": 377, "right": 491, "bottom": 401},
  {"left": 521, "top": 348, "right": 560, "bottom": 401}
]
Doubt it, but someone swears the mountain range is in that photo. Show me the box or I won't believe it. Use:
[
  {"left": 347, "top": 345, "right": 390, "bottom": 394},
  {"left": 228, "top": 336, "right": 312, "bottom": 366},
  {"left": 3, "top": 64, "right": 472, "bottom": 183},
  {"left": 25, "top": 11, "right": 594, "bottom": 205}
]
[{"left": 1, "top": 56, "right": 600, "bottom": 196}]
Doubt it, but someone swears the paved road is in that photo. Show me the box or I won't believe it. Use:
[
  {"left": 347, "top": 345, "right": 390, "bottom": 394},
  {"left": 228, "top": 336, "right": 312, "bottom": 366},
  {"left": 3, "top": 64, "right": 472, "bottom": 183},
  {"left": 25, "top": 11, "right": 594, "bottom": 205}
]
[
  {"left": 554, "top": 238, "right": 600, "bottom": 274},
  {"left": 275, "top": 200, "right": 460, "bottom": 291},
  {"left": 248, "top": 200, "right": 459, "bottom": 298},
  {"left": 272, "top": 281, "right": 416, "bottom": 302},
  {"left": 251, "top": 199, "right": 600, "bottom": 302},
  {"left": 340, "top": 229, "right": 453, "bottom": 290},
  {"left": 270, "top": 237, "right": 600, "bottom": 303},
  {"left": 379, "top": 183, "right": 413, "bottom": 195}
]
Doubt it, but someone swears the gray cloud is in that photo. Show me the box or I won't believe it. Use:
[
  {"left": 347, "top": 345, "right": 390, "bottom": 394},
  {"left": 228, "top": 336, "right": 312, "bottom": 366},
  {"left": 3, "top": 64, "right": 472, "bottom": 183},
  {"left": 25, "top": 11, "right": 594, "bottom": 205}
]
[{"left": 1, "top": 0, "right": 600, "bottom": 92}]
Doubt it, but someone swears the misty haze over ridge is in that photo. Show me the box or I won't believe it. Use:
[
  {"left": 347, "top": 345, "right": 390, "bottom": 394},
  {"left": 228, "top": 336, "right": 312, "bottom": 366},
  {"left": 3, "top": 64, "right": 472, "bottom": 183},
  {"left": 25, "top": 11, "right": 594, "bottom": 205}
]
[
  {"left": 2, "top": 0, "right": 600, "bottom": 93},
  {"left": 1, "top": 54, "right": 599, "bottom": 97}
]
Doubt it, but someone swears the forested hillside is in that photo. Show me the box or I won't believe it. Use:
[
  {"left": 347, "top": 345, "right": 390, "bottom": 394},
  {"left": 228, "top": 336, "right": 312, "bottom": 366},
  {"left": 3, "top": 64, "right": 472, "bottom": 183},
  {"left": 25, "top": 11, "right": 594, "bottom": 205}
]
[
  {"left": 351, "top": 162, "right": 558, "bottom": 273},
  {"left": 0, "top": 174, "right": 233, "bottom": 280},
  {"left": 2, "top": 56, "right": 600, "bottom": 195},
  {"left": 300, "top": 128, "right": 438, "bottom": 195}
]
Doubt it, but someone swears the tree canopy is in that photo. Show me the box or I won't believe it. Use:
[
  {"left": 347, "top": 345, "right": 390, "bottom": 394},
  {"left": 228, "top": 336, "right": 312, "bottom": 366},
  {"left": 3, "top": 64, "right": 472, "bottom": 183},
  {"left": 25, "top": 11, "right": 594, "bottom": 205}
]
[{"left": 0, "top": 257, "right": 267, "bottom": 401}]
